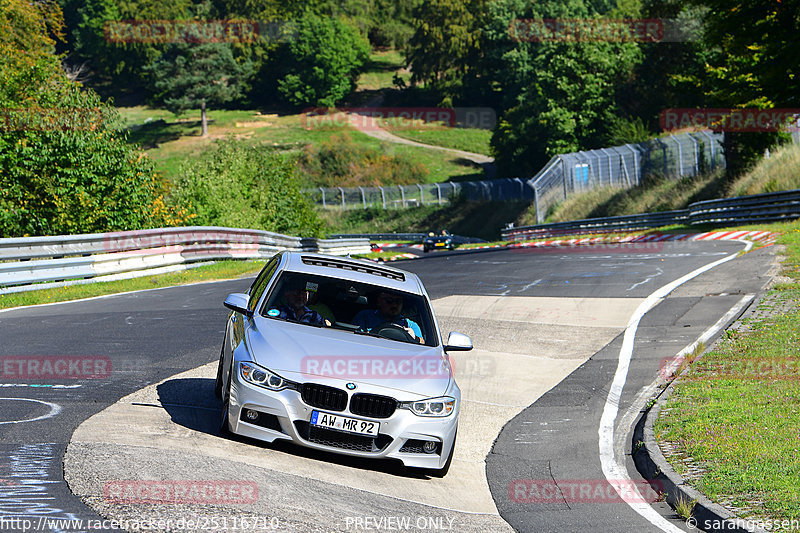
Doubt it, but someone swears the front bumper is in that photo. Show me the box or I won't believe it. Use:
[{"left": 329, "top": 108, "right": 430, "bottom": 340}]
[{"left": 226, "top": 370, "right": 458, "bottom": 470}]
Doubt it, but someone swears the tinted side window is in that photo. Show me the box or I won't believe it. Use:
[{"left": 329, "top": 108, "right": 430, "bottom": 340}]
[{"left": 248, "top": 257, "right": 279, "bottom": 313}]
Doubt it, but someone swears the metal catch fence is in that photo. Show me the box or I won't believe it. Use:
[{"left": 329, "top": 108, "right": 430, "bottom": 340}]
[
  {"left": 530, "top": 131, "right": 725, "bottom": 223},
  {"left": 307, "top": 131, "right": 726, "bottom": 218},
  {"left": 308, "top": 179, "right": 535, "bottom": 209}
]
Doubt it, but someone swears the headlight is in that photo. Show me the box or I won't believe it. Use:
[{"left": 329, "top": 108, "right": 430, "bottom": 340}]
[
  {"left": 240, "top": 362, "right": 293, "bottom": 391},
  {"left": 399, "top": 396, "right": 456, "bottom": 417}
]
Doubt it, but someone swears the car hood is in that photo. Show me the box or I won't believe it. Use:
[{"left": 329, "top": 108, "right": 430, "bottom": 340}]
[{"left": 247, "top": 318, "right": 453, "bottom": 398}]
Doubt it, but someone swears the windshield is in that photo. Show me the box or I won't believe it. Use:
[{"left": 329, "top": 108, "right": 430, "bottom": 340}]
[{"left": 261, "top": 272, "right": 438, "bottom": 347}]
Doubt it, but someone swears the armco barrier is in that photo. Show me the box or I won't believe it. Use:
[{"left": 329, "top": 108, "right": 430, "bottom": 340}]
[
  {"left": 0, "top": 226, "right": 370, "bottom": 294},
  {"left": 503, "top": 189, "right": 800, "bottom": 240},
  {"left": 329, "top": 233, "right": 487, "bottom": 244}
]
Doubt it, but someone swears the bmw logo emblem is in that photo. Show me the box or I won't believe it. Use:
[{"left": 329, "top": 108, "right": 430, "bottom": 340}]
[{"left": 346, "top": 383, "right": 356, "bottom": 390}]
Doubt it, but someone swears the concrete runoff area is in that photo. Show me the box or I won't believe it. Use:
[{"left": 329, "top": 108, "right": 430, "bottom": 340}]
[{"left": 64, "top": 295, "right": 645, "bottom": 531}]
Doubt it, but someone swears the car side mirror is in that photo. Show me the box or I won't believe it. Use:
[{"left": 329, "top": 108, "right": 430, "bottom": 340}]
[
  {"left": 224, "top": 293, "right": 252, "bottom": 318},
  {"left": 444, "top": 331, "right": 473, "bottom": 351}
]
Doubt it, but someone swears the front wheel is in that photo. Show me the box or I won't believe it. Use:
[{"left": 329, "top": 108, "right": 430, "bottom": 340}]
[
  {"left": 412, "top": 430, "right": 456, "bottom": 478},
  {"left": 214, "top": 346, "right": 225, "bottom": 400},
  {"left": 219, "top": 363, "right": 232, "bottom": 436},
  {"left": 427, "top": 431, "right": 456, "bottom": 477}
]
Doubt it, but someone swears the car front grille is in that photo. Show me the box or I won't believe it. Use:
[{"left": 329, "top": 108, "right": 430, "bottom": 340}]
[
  {"left": 294, "top": 421, "right": 392, "bottom": 453},
  {"left": 301, "top": 383, "right": 347, "bottom": 411},
  {"left": 349, "top": 393, "right": 397, "bottom": 419}
]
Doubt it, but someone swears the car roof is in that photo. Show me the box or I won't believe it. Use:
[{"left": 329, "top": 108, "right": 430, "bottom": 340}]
[{"left": 279, "top": 252, "right": 425, "bottom": 295}]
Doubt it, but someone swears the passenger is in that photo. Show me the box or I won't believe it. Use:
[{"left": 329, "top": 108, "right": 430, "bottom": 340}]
[{"left": 352, "top": 290, "right": 423, "bottom": 343}]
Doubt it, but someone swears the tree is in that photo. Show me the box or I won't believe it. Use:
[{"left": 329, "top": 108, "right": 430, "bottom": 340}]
[
  {"left": 681, "top": 0, "right": 799, "bottom": 177},
  {"left": 406, "top": 0, "right": 484, "bottom": 90},
  {"left": 276, "top": 14, "right": 369, "bottom": 107},
  {"left": 62, "top": 0, "right": 192, "bottom": 93},
  {"left": 479, "top": 0, "right": 641, "bottom": 176},
  {"left": 0, "top": 0, "right": 187, "bottom": 236},
  {"left": 145, "top": 43, "right": 253, "bottom": 136}
]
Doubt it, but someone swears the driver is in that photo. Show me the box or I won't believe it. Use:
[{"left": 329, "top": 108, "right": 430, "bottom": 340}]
[{"left": 352, "top": 290, "right": 423, "bottom": 343}]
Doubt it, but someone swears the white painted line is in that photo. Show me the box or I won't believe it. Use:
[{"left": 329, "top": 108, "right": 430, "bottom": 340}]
[
  {"left": 0, "top": 384, "right": 82, "bottom": 389},
  {"left": 598, "top": 238, "right": 753, "bottom": 532},
  {"left": 614, "top": 293, "right": 755, "bottom": 476},
  {"left": 659, "top": 293, "right": 754, "bottom": 380},
  {"left": 0, "top": 398, "right": 62, "bottom": 424}
]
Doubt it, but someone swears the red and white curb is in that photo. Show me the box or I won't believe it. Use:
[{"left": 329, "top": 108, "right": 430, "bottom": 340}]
[{"left": 369, "top": 231, "right": 779, "bottom": 262}]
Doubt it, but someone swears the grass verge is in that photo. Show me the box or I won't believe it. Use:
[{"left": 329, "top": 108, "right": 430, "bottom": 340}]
[
  {"left": 119, "top": 106, "right": 484, "bottom": 184},
  {"left": 382, "top": 124, "right": 493, "bottom": 156},
  {"left": 654, "top": 221, "right": 800, "bottom": 522},
  {"left": 0, "top": 260, "right": 265, "bottom": 311}
]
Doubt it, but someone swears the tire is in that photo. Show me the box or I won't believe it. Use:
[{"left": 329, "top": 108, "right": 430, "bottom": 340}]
[
  {"left": 419, "top": 429, "right": 456, "bottom": 478},
  {"left": 219, "top": 364, "right": 232, "bottom": 436},
  {"left": 214, "top": 347, "right": 225, "bottom": 400}
]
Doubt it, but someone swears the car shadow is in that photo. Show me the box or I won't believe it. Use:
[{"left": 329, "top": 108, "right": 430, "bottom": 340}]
[{"left": 156, "top": 377, "right": 432, "bottom": 479}]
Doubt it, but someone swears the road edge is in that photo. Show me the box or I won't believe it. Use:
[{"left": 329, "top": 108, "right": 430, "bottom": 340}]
[{"left": 632, "top": 294, "right": 780, "bottom": 533}]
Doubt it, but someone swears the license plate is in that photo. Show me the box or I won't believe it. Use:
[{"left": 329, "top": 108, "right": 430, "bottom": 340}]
[
  {"left": 310, "top": 411, "right": 379, "bottom": 437},
  {"left": 435, "top": 242, "right": 445, "bottom": 246}
]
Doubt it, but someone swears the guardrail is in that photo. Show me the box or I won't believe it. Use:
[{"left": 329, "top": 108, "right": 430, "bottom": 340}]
[
  {"left": 0, "top": 226, "right": 370, "bottom": 295},
  {"left": 503, "top": 189, "right": 800, "bottom": 240},
  {"left": 328, "top": 233, "right": 487, "bottom": 244}
]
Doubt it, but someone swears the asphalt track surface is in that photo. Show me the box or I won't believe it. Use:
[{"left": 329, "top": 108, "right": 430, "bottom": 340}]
[{"left": 0, "top": 241, "right": 776, "bottom": 533}]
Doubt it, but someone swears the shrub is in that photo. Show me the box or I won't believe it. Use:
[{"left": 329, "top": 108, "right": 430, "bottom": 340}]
[
  {"left": 296, "top": 133, "right": 429, "bottom": 187},
  {"left": 171, "top": 139, "right": 323, "bottom": 237}
]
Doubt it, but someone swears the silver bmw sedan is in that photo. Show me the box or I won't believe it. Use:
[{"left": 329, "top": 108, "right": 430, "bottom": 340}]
[{"left": 215, "top": 251, "right": 472, "bottom": 477}]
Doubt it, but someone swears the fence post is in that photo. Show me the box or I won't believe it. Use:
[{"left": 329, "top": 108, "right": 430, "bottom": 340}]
[
  {"left": 436, "top": 183, "right": 442, "bottom": 205},
  {"left": 534, "top": 183, "right": 542, "bottom": 223},
  {"left": 338, "top": 187, "right": 346, "bottom": 209},
  {"left": 358, "top": 186, "right": 366, "bottom": 209},
  {"left": 451, "top": 182, "right": 457, "bottom": 199},
  {"left": 399, "top": 185, "right": 406, "bottom": 207},
  {"left": 655, "top": 138, "right": 668, "bottom": 176},
  {"left": 671, "top": 135, "right": 684, "bottom": 176},
  {"left": 417, "top": 183, "right": 424, "bottom": 205},
  {"left": 689, "top": 134, "right": 700, "bottom": 174},
  {"left": 515, "top": 177, "right": 524, "bottom": 198},
  {"left": 625, "top": 145, "right": 638, "bottom": 184},
  {"left": 561, "top": 158, "right": 567, "bottom": 200},
  {"left": 700, "top": 130, "right": 716, "bottom": 170},
  {"left": 379, "top": 186, "right": 386, "bottom": 209},
  {"left": 319, "top": 187, "right": 326, "bottom": 209},
  {"left": 601, "top": 148, "right": 614, "bottom": 186}
]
